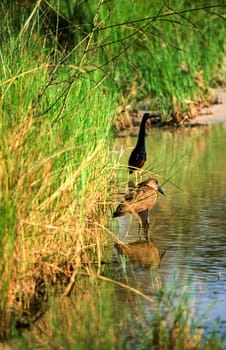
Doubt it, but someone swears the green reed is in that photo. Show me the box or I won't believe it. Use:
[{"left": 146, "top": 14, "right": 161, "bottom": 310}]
[{"left": 0, "top": 22, "right": 117, "bottom": 339}]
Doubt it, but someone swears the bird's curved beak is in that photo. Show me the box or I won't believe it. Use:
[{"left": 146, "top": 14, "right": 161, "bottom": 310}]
[{"left": 158, "top": 185, "right": 166, "bottom": 196}]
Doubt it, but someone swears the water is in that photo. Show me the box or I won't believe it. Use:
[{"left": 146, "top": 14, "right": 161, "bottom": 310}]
[{"left": 112, "top": 122, "right": 226, "bottom": 337}]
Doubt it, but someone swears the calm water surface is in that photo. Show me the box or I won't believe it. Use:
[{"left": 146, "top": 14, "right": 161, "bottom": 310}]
[{"left": 112, "top": 122, "right": 226, "bottom": 337}]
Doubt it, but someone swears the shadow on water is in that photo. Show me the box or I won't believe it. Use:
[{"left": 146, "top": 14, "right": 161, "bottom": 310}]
[{"left": 112, "top": 122, "right": 226, "bottom": 337}]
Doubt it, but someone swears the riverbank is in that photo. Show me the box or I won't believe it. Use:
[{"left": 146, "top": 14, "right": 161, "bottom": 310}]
[
  {"left": 188, "top": 89, "right": 226, "bottom": 125},
  {"left": 115, "top": 88, "right": 226, "bottom": 137}
]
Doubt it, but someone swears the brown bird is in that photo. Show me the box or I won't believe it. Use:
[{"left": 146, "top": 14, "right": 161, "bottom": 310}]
[
  {"left": 113, "top": 178, "right": 165, "bottom": 239},
  {"left": 128, "top": 113, "right": 152, "bottom": 174}
]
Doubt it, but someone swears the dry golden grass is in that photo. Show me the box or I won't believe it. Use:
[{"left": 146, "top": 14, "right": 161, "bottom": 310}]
[{"left": 0, "top": 108, "right": 115, "bottom": 337}]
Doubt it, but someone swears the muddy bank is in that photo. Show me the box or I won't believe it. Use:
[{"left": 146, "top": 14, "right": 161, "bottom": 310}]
[
  {"left": 116, "top": 89, "right": 226, "bottom": 136},
  {"left": 188, "top": 89, "right": 226, "bottom": 125}
]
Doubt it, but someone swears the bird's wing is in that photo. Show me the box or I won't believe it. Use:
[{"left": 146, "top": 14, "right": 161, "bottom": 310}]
[
  {"left": 135, "top": 185, "right": 157, "bottom": 202},
  {"left": 125, "top": 184, "right": 157, "bottom": 203},
  {"left": 125, "top": 189, "right": 137, "bottom": 201}
]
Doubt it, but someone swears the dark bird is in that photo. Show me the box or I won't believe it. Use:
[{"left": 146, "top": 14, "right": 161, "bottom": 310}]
[
  {"left": 128, "top": 113, "right": 152, "bottom": 174},
  {"left": 113, "top": 178, "right": 165, "bottom": 239}
]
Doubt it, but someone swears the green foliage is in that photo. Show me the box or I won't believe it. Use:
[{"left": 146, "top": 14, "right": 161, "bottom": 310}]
[
  {"left": 0, "top": 3, "right": 118, "bottom": 338},
  {"left": 1, "top": 1, "right": 224, "bottom": 119}
]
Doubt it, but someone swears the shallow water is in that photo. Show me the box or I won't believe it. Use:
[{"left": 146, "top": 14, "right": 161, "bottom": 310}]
[{"left": 112, "top": 122, "right": 226, "bottom": 337}]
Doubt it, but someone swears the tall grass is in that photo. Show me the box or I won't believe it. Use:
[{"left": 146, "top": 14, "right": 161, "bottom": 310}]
[
  {"left": 0, "top": 30, "right": 118, "bottom": 337},
  {"left": 91, "top": 1, "right": 225, "bottom": 121}
]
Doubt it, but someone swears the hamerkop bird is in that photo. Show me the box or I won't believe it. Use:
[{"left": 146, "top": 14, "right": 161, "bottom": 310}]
[
  {"left": 128, "top": 113, "right": 152, "bottom": 174},
  {"left": 113, "top": 178, "right": 165, "bottom": 238}
]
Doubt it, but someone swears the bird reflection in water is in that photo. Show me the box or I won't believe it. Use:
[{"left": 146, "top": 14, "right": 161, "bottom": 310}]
[{"left": 114, "top": 240, "right": 166, "bottom": 269}]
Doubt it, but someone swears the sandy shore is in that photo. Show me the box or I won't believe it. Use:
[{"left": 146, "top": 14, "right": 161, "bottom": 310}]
[{"left": 189, "top": 89, "right": 226, "bottom": 125}]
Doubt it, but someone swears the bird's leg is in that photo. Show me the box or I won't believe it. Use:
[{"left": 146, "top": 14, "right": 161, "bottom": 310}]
[
  {"left": 136, "top": 169, "right": 143, "bottom": 186},
  {"left": 130, "top": 209, "right": 143, "bottom": 240},
  {"left": 135, "top": 171, "right": 139, "bottom": 186},
  {"left": 132, "top": 169, "right": 142, "bottom": 186},
  {"left": 138, "top": 220, "right": 142, "bottom": 241},
  {"left": 125, "top": 215, "right": 133, "bottom": 239},
  {"left": 137, "top": 214, "right": 143, "bottom": 241},
  {"left": 138, "top": 222, "right": 142, "bottom": 241},
  {"left": 145, "top": 216, "right": 151, "bottom": 244},
  {"left": 139, "top": 209, "right": 150, "bottom": 243}
]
